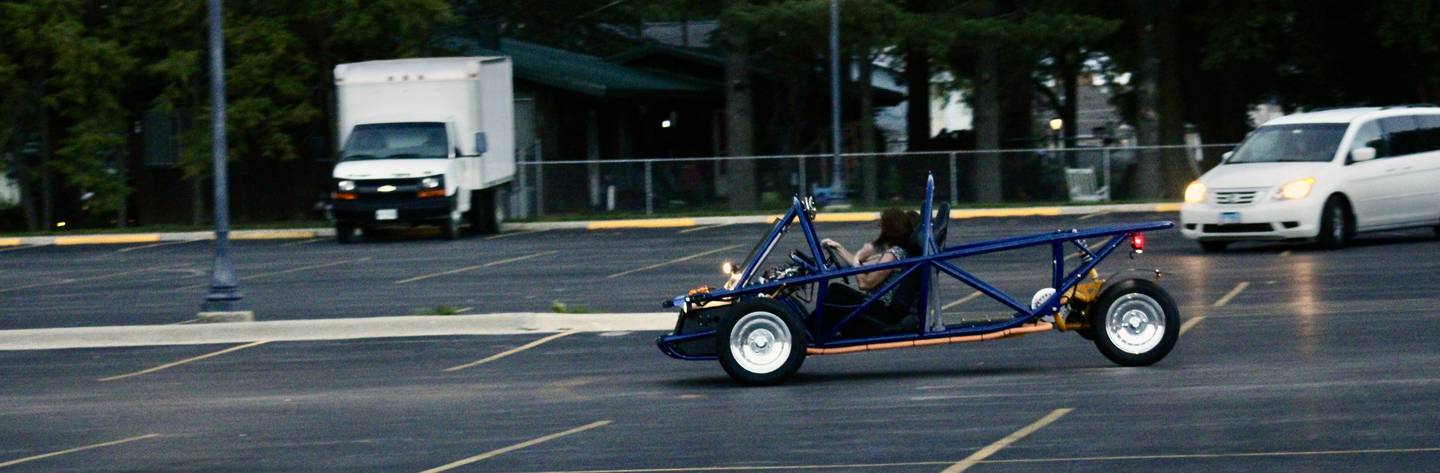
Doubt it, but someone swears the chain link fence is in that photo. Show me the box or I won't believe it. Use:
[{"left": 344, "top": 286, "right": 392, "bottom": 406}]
[{"left": 508, "top": 143, "right": 1237, "bottom": 219}]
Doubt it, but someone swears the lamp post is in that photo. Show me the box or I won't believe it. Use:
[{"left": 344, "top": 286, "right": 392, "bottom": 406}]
[
  {"left": 199, "top": 0, "right": 252, "bottom": 322},
  {"left": 1048, "top": 117, "right": 1067, "bottom": 167},
  {"left": 828, "top": 0, "right": 845, "bottom": 205}
]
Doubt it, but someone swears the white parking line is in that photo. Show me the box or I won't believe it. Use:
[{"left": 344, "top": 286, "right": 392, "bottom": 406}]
[
  {"left": 605, "top": 244, "right": 742, "bottom": 279},
  {"left": 418, "top": 420, "right": 612, "bottom": 473},
  {"left": 117, "top": 240, "right": 197, "bottom": 253},
  {"left": 942, "top": 291, "right": 983, "bottom": 310},
  {"left": 677, "top": 223, "right": 733, "bottom": 234},
  {"left": 98, "top": 341, "right": 269, "bottom": 382},
  {"left": 485, "top": 229, "right": 550, "bottom": 240},
  {"left": 443, "top": 331, "right": 576, "bottom": 372},
  {"left": 940, "top": 408, "right": 1075, "bottom": 472},
  {"left": 1180, "top": 315, "right": 1207, "bottom": 335},
  {"left": 1213, "top": 282, "right": 1250, "bottom": 307},
  {"left": 0, "top": 266, "right": 175, "bottom": 294},
  {"left": 0, "top": 433, "right": 161, "bottom": 469},
  {"left": 1077, "top": 210, "right": 1111, "bottom": 221},
  {"left": 1279, "top": 250, "right": 1292, "bottom": 257},
  {"left": 176, "top": 258, "right": 372, "bottom": 291},
  {"left": 278, "top": 237, "right": 326, "bottom": 247},
  {"left": 395, "top": 250, "right": 557, "bottom": 284}
]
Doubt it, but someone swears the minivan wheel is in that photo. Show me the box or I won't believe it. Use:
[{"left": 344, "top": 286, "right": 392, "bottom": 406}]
[
  {"left": 335, "top": 222, "right": 358, "bottom": 244},
  {"left": 1316, "top": 197, "right": 1351, "bottom": 250},
  {"left": 441, "top": 210, "right": 462, "bottom": 240}
]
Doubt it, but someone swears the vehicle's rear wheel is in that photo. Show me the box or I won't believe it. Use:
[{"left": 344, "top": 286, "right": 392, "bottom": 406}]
[
  {"left": 1090, "top": 279, "right": 1179, "bottom": 367},
  {"left": 716, "top": 298, "right": 807, "bottom": 386},
  {"left": 1316, "top": 196, "right": 1351, "bottom": 250},
  {"left": 1198, "top": 241, "right": 1228, "bottom": 253},
  {"left": 470, "top": 187, "right": 503, "bottom": 235},
  {"left": 335, "top": 222, "right": 358, "bottom": 244}
]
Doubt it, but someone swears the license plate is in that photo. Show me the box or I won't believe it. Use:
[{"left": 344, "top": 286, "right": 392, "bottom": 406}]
[
  {"left": 375, "top": 209, "right": 398, "bottom": 221},
  {"left": 1219, "top": 211, "right": 1241, "bottom": 224}
]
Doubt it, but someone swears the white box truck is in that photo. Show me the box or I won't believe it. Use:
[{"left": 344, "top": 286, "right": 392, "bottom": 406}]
[{"left": 328, "top": 57, "right": 513, "bottom": 242}]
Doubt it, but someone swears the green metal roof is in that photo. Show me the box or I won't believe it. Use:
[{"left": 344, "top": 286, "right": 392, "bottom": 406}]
[{"left": 455, "top": 38, "right": 715, "bottom": 99}]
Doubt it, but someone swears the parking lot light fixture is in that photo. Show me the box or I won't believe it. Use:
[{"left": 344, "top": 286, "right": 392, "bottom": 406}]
[{"left": 199, "top": 0, "right": 252, "bottom": 322}]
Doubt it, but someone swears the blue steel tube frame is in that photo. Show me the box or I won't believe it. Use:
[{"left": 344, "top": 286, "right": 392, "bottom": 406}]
[{"left": 658, "top": 173, "right": 1173, "bottom": 357}]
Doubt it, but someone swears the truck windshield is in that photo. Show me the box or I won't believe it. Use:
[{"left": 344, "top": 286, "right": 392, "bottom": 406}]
[
  {"left": 1226, "top": 124, "right": 1347, "bottom": 164},
  {"left": 340, "top": 123, "right": 449, "bottom": 161}
]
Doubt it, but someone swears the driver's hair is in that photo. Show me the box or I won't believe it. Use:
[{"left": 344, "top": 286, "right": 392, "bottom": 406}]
[{"left": 873, "top": 208, "right": 918, "bottom": 253}]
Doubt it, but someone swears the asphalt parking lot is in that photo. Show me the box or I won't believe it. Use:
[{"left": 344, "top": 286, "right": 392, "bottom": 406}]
[{"left": 3, "top": 213, "right": 1440, "bottom": 471}]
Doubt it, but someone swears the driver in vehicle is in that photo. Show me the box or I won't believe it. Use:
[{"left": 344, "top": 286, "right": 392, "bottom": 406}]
[{"left": 820, "top": 209, "right": 922, "bottom": 333}]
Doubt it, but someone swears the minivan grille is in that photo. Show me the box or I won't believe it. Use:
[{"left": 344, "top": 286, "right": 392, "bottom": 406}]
[{"left": 1212, "top": 190, "right": 1259, "bottom": 205}]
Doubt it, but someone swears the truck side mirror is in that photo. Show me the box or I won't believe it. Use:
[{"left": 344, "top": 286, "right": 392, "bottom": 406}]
[
  {"left": 474, "top": 132, "right": 488, "bottom": 156},
  {"left": 1221, "top": 151, "right": 1234, "bottom": 160},
  {"left": 1350, "top": 146, "right": 1376, "bottom": 162}
]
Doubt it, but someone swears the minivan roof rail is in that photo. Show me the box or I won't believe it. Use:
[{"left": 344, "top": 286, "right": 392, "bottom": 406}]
[{"left": 1380, "top": 103, "right": 1440, "bottom": 109}]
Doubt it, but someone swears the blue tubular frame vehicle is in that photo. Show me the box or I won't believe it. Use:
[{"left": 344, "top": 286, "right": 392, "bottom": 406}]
[{"left": 657, "top": 175, "right": 1181, "bottom": 385}]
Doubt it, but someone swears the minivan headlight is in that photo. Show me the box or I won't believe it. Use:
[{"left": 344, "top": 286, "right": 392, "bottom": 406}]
[
  {"left": 337, "top": 180, "right": 355, "bottom": 191},
  {"left": 1184, "top": 181, "right": 1206, "bottom": 203},
  {"left": 1275, "top": 178, "right": 1315, "bottom": 200},
  {"left": 421, "top": 177, "right": 441, "bottom": 189}
]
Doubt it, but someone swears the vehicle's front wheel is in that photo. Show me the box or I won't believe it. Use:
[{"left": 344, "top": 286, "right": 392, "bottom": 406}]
[
  {"left": 716, "top": 298, "right": 807, "bottom": 386},
  {"left": 441, "top": 210, "right": 462, "bottom": 240},
  {"left": 335, "top": 222, "right": 358, "bottom": 244},
  {"left": 1090, "top": 279, "right": 1179, "bottom": 367},
  {"left": 1199, "top": 241, "right": 1228, "bottom": 253},
  {"left": 470, "top": 187, "right": 503, "bottom": 235},
  {"left": 1316, "top": 196, "right": 1352, "bottom": 250}
]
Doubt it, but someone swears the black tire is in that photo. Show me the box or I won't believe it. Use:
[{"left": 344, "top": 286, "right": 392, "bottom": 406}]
[
  {"left": 441, "top": 210, "right": 461, "bottom": 241},
  {"left": 335, "top": 222, "right": 358, "bottom": 244},
  {"left": 1089, "top": 279, "right": 1180, "bottom": 367},
  {"left": 1198, "top": 241, "right": 1228, "bottom": 253},
  {"left": 715, "top": 298, "right": 807, "bottom": 386},
  {"left": 1316, "top": 196, "right": 1352, "bottom": 250},
  {"left": 470, "top": 188, "right": 503, "bottom": 235}
]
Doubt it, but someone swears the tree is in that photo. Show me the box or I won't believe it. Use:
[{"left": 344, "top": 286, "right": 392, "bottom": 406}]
[{"left": 721, "top": 0, "right": 758, "bottom": 211}]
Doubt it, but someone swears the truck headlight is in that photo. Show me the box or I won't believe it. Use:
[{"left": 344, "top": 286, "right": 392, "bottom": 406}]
[
  {"left": 1183, "top": 181, "right": 1206, "bottom": 203},
  {"left": 421, "top": 177, "right": 441, "bottom": 189},
  {"left": 337, "top": 180, "right": 355, "bottom": 192},
  {"left": 1275, "top": 178, "right": 1315, "bottom": 200}
]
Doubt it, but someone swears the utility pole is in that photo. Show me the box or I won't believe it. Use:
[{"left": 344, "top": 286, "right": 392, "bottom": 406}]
[
  {"left": 828, "top": 0, "right": 845, "bottom": 205},
  {"left": 199, "top": 0, "right": 252, "bottom": 322}
]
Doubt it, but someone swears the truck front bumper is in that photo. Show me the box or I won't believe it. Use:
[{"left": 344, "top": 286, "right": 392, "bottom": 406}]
[{"left": 331, "top": 197, "right": 452, "bottom": 224}]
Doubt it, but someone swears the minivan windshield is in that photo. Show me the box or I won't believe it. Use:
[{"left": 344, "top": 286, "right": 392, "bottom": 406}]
[
  {"left": 340, "top": 122, "right": 449, "bottom": 161},
  {"left": 1225, "top": 124, "right": 1347, "bottom": 164}
]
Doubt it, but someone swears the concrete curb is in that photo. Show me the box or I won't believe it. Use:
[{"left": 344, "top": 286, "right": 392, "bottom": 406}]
[
  {"left": 0, "top": 202, "right": 1181, "bottom": 247},
  {"left": 0, "top": 312, "right": 678, "bottom": 351}
]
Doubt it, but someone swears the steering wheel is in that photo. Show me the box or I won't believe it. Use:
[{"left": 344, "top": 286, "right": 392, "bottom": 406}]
[{"left": 821, "top": 244, "right": 855, "bottom": 286}]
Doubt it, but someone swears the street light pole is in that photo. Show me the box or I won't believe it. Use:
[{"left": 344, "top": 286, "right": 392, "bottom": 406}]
[
  {"left": 828, "top": 0, "right": 844, "bottom": 203},
  {"left": 199, "top": 0, "right": 251, "bottom": 322}
]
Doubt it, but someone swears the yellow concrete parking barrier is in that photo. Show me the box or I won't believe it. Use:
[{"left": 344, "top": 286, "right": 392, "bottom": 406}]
[
  {"left": 951, "top": 207, "right": 1063, "bottom": 219},
  {"left": 230, "top": 230, "right": 317, "bottom": 240},
  {"left": 0, "top": 238, "right": 21, "bottom": 247},
  {"left": 54, "top": 234, "right": 162, "bottom": 246},
  {"left": 586, "top": 218, "right": 697, "bottom": 230}
]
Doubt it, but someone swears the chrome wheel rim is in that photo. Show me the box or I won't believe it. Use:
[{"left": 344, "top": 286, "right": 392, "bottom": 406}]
[
  {"left": 1330, "top": 205, "right": 1344, "bottom": 241},
  {"left": 1105, "top": 293, "right": 1166, "bottom": 355},
  {"left": 729, "top": 311, "right": 791, "bottom": 374}
]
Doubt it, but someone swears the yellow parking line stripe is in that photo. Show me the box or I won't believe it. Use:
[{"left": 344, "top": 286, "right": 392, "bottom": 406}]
[
  {"left": 418, "top": 420, "right": 612, "bottom": 473},
  {"left": 55, "top": 234, "right": 162, "bottom": 245},
  {"left": 117, "top": 240, "right": 196, "bottom": 253},
  {"left": 940, "top": 408, "right": 1074, "bottom": 473},
  {"left": 1180, "top": 315, "right": 1206, "bottom": 335},
  {"left": 0, "top": 433, "right": 161, "bottom": 469},
  {"left": 502, "top": 446, "right": 1440, "bottom": 473},
  {"left": 677, "top": 223, "right": 733, "bottom": 234},
  {"left": 942, "top": 292, "right": 983, "bottom": 310},
  {"left": 444, "top": 332, "right": 576, "bottom": 372},
  {"left": 587, "top": 218, "right": 696, "bottom": 230},
  {"left": 396, "top": 250, "right": 557, "bottom": 284},
  {"left": 98, "top": 341, "right": 269, "bottom": 382},
  {"left": 485, "top": 229, "right": 550, "bottom": 240},
  {"left": 1213, "top": 282, "right": 1250, "bottom": 307},
  {"left": 606, "top": 244, "right": 741, "bottom": 279}
]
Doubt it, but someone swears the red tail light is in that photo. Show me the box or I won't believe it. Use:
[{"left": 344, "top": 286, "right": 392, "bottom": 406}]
[{"left": 1131, "top": 233, "right": 1145, "bottom": 253}]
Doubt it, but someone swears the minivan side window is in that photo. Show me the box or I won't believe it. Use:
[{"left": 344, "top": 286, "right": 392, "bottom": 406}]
[
  {"left": 1419, "top": 115, "right": 1440, "bottom": 152},
  {"left": 1380, "top": 116, "right": 1425, "bottom": 156},
  {"left": 1348, "top": 121, "right": 1387, "bottom": 163}
]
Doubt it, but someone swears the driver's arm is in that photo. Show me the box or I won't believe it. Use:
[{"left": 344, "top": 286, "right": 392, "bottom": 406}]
[{"left": 856, "top": 251, "right": 899, "bottom": 291}]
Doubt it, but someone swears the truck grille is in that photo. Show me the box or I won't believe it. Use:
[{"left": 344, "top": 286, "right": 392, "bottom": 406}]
[{"left": 1212, "top": 190, "right": 1259, "bottom": 206}]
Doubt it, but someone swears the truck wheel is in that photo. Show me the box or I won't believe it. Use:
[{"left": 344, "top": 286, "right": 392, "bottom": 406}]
[
  {"left": 716, "top": 298, "right": 807, "bottom": 386},
  {"left": 1090, "top": 279, "right": 1179, "bottom": 367},
  {"left": 1198, "top": 241, "right": 1228, "bottom": 253},
  {"left": 335, "top": 222, "right": 358, "bottom": 244},
  {"left": 441, "top": 210, "right": 462, "bottom": 240},
  {"left": 1316, "top": 196, "right": 1351, "bottom": 250},
  {"left": 470, "top": 188, "right": 503, "bottom": 235}
]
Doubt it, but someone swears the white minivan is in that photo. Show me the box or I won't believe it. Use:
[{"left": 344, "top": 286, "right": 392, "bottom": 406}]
[{"left": 1181, "top": 106, "right": 1440, "bottom": 251}]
